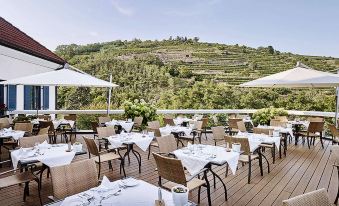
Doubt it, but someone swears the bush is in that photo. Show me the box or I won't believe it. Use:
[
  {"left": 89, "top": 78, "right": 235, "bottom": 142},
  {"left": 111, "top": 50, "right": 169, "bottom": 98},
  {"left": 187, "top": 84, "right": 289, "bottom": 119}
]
[
  {"left": 252, "top": 107, "right": 288, "bottom": 126},
  {"left": 123, "top": 99, "right": 157, "bottom": 126}
]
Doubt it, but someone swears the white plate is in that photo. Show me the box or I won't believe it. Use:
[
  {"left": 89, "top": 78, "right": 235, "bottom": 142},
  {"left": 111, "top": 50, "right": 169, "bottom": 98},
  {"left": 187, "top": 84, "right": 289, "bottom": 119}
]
[{"left": 120, "top": 178, "right": 139, "bottom": 187}]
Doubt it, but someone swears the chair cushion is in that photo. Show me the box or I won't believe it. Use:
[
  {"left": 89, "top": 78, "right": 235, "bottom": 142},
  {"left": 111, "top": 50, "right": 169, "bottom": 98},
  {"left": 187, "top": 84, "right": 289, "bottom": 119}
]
[
  {"left": 298, "top": 132, "right": 320, "bottom": 137},
  {"left": 239, "top": 154, "right": 259, "bottom": 162},
  {"left": 0, "top": 171, "right": 36, "bottom": 189},
  {"left": 150, "top": 141, "right": 159, "bottom": 147},
  {"left": 162, "top": 178, "right": 205, "bottom": 191},
  {"left": 259, "top": 143, "right": 274, "bottom": 148},
  {"left": 92, "top": 152, "right": 121, "bottom": 163}
]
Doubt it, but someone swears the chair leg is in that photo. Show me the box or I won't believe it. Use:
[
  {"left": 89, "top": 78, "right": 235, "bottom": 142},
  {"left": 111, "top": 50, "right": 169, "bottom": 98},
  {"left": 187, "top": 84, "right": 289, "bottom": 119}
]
[
  {"left": 225, "top": 164, "right": 229, "bottom": 177},
  {"left": 259, "top": 154, "right": 263, "bottom": 176},
  {"left": 203, "top": 171, "right": 212, "bottom": 206},
  {"left": 98, "top": 163, "right": 101, "bottom": 179},
  {"left": 248, "top": 157, "right": 251, "bottom": 184},
  {"left": 147, "top": 146, "right": 151, "bottom": 160},
  {"left": 320, "top": 135, "right": 324, "bottom": 149},
  {"left": 37, "top": 179, "right": 42, "bottom": 206},
  {"left": 272, "top": 145, "right": 275, "bottom": 164},
  {"left": 335, "top": 167, "right": 339, "bottom": 205},
  {"left": 121, "top": 160, "right": 126, "bottom": 177},
  {"left": 307, "top": 136, "right": 310, "bottom": 149},
  {"left": 198, "top": 186, "right": 201, "bottom": 203},
  {"left": 108, "top": 160, "right": 113, "bottom": 171}
]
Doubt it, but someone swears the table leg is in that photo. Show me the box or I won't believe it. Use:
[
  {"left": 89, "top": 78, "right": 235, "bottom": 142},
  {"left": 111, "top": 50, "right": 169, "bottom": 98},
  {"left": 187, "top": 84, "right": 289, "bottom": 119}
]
[
  {"left": 123, "top": 144, "right": 142, "bottom": 173},
  {"left": 0, "top": 138, "right": 3, "bottom": 168},
  {"left": 208, "top": 165, "right": 227, "bottom": 201}
]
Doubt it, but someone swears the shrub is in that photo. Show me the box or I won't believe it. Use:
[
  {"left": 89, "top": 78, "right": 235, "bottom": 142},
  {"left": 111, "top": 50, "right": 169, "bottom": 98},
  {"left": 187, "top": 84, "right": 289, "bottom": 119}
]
[
  {"left": 123, "top": 99, "right": 157, "bottom": 126},
  {"left": 252, "top": 107, "right": 288, "bottom": 125}
]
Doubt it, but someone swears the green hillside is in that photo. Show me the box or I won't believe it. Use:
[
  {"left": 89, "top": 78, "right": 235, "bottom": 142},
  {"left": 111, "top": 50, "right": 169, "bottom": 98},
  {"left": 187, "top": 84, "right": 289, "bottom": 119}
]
[{"left": 55, "top": 38, "right": 339, "bottom": 112}]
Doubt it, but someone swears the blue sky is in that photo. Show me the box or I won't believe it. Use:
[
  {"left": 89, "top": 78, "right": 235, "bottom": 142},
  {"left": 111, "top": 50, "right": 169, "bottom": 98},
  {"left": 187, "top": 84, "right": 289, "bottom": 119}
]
[{"left": 1, "top": 0, "right": 339, "bottom": 57}]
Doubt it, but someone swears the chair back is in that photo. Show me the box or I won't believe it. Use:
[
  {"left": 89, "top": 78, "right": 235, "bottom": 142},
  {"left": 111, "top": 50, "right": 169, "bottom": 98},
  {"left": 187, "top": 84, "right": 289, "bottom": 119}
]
[
  {"left": 230, "top": 136, "right": 251, "bottom": 155},
  {"left": 38, "top": 127, "right": 50, "bottom": 135},
  {"left": 212, "top": 126, "right": 226, "bottom": 141},
  {"left": 236, "top": 121, "right": 247, "bottom": 132},
  {"left": 91, "top": 122, "right": 99, "bottom": 133},
  {"left": 194, "top": 121, "right": 203, "bottom": 132},
  {"left": 133, "top": 116, "right": 143, "bottom": 127},
  {"left": 212, "top": 116, "right": 219, "bottom": 125},
  {"left": 201, "top": 117, "right": 209, "bottom": 128},
  {"left": 156, "top": 134, "right": 177, "bottom": 154},
  {"left": 163, "top": 118, "right": 175, "bottom": 126},
  {"left": 147, "top": 121, "right": 160, "bottom": 129},
  {"left": 0, "top": 118, "right": 10, "bottom": 128},
  {"left": 147, "top": 127, "right": 161, "bottom": 137},
  {"left": 153, "top": 153, "right": 186, "bottom": 186},
  {"left": 308, "top": 122, "right": 324, "bottom": 133},
  {"left": 270, "top": 119, "right": 286, "bottom": 127},
  {"left": 307, "top": 117, "right": 324, "bottom": 122},
  {"left": 97, "top": 126, "right": 115, "bottom": 138},
  {"left": 64, "top": 115, "right": 76, "bottom": 121},
  {"left": 39, "top": 121, "right": 55, "bottom": 131},
  {"left": 282, "top": 188, "right": 331, "bottom": 206},
  {"left": 50, "top": 159, "right": 98, "bottom": 200},
  {"left": 38, "top": 115, "right": 51, "bottom": 121},
  {"left": 228, "top": 118, "right": 243, "bottom": 129},
  {"left": 274, "top": 116, "right": 288, "bottom": 123},
  {"left": 253, "top": 127, "right": 274, "bottom": 136},
  {"left": 14, "top": 122, "right": 33, "bottom": 133},
  {"left": 19, "top": 134, "right": 48, "bottom": 148},
  {"left": 83, "top": 136, "right": 99, "bottom": 156},
  {"left": 98, "top": 116, "right": 111, "bottom": 125}
]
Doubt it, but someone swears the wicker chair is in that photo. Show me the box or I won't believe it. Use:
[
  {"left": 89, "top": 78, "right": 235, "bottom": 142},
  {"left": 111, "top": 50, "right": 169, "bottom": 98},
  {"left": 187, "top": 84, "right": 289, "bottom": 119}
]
[
  {"left": 270, "top": 119, "right": 286, "bottom": 127},
  {"left": 282, "top": 188, "right": 331, "bottom": 206},
  {"left": 97, "top": 126, "right": 124, "bottom": 151},
  {"left": 98, "top": 116, "right": 111, "bottom": 126},
  {"left": 38, "top": 115, "right": 51, "bottom": 121},
  {"left": 132, "top": 116, "right": 143, "bottom": 131},
  {"left": 201, "top": 117, "right": 209, "bottom": 140},
  {"left": 274, "top": 116, "right": 288, "bottom": 123},
  {"left": 0, "top": 163, "right": 41, "bottom": 205},
  {"left": 147, "top": 121, "right": 161, "bottom": 129},
  {"left": 225, "top": 136, "right": 267, "bottom": 183},
  {"left": 237, "top": 121, "right": 247, "bottom": 132},
  {"left": 156, "top": 134, "right": 177, "bottom": 155},
  {"left": 14, "top": 122, "right": 33, "bottom": 136},
  {"left": 37, "top": 126, "right": 50, "bottom": 135},
  {"left": 228, "top": 118, "right": 243, "bottom": 135},
  {"left": 19, "top": 134, "right": 49, "bottom": 148},
  {"left": 253, "top": 127, "right": 277, "bottom": 163},
  {"left": 50, "top": 159, "right": 98, "bottom": 200},
  {"left": 298, "top": 121, "right": 325, "bottom": 149},
  {"left": 91, "top": 121, "right": 99, "bottom": 137},
  {"left": 212, "top": 126, "right": 226, "bottom": 146},
  {"left": 178, "top": 121, "right": 203, "bottom": 145},
  {"left": 328, "top": 124, "right": 339, "bottom": 145},
  {"left": 163, "top": 118, "right": 175, "bottom": 126},
  {"left": 307, "top": 117, "right": 324, "bottom": 122},
  {"left": 0, "top": 117, "right": 11, "bottom": 128},
  {"left": 39, "top": 121, "right": 57, "bottom": 144},
  {"left": 332, "top": 145, "right": 339, "bottom": 204},
  {"left": 83, "top": 136, "right": 125, "bottom": 178},
  {"left": 153, "top": 153, "right": 211, "bottom": 206},
  {"left": 147, "top": 127, "right": 161, "bottom": 160}
]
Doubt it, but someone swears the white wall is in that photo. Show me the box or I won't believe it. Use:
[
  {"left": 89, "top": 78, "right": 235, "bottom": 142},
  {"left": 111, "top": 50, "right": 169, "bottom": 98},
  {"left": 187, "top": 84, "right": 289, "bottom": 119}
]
[{"left": 16, "top": 85, "right": 24, "bottom": 111}]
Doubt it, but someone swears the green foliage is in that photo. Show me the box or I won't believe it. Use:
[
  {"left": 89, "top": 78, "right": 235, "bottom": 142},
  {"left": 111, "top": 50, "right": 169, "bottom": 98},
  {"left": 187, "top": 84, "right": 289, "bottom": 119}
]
[
  {"left": 123, "top": 99, "right": 157, "bottom": 125},
  {"left": 252, "top": 107, "right": 288, "bottom": 125}
]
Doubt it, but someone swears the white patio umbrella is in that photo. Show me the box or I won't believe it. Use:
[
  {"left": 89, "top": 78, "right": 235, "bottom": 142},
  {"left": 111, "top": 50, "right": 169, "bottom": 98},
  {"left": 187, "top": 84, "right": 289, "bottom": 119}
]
[
  {"left": 240, "top": 62, "right": 339, "bottom": 125},
  {"left": 1, "top": 64, "right": 118, "bottom": 114}
]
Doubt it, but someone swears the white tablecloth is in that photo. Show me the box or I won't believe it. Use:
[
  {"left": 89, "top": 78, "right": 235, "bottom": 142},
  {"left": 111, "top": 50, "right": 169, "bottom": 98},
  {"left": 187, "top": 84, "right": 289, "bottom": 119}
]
[
  {"left": 159, "top": 126, "right": 192, "bottom": 136},
  {"left": 11, "top": 143, "right": 75, "bottom": 169},
  {"left": 107, "top": 133, "right": 153, "bottom": 151},
  {"left": 235, "top": 133, "right": 281, "bottom": 152},
  {"left": 173, "top": 144, "right": 240, "bottom": 176},
  {"left": 243, "top": 118, "right": 254, "bottom": 125},
  {"left": 0, "top": 129, "right": 25, "bottom": 140},
  {"left": 288, "top": 121, "right": 309, "bottom": 128},
  {"left": 53, "top": 119, "right": 75, "bottom": 128},
  {"left": 105, "top": 120, "right": 134, "bottom": 132},
  {"left": 173, "top": 117, "right": 195, "bottom": 125},
  {"left": 257, "top": 125, "right": 294, "bottom": 138},
  {"left": 60, "top": 178, "right": 176, "bottom": 206}
]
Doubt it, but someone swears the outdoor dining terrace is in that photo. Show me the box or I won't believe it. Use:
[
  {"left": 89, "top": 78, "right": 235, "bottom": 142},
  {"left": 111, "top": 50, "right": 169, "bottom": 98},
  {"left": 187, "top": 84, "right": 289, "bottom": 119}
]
[{"left": 0, "top": 109, "right": 338, "bottom": 206}]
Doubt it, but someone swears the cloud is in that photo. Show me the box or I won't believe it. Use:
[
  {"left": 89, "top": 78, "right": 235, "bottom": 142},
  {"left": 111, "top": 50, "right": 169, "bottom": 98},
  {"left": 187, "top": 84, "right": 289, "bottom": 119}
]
[{"left": 111, "top": 0, "right": 134, "bottom": 16}]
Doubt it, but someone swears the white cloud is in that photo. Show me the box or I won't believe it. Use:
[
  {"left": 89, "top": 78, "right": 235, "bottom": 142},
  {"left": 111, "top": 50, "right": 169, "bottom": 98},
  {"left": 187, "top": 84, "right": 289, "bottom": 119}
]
[{"left": 111, "top": 0, "right": 134, "bottom": 16}]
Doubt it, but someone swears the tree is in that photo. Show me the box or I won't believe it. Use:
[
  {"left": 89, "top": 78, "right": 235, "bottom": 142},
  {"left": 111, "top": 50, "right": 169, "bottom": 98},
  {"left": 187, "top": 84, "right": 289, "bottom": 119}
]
[
  {"left": 267, "top": 46, "right": 275, "bottom": 54},
  {"left": 193, "top": 37, "right": 200, "bottom": 42}
]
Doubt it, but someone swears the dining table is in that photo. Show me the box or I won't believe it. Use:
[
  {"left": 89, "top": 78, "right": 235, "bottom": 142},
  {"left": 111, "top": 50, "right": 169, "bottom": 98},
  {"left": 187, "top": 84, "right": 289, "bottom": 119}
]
[
  {"left": 105, "top": 120, "right": 134, "bottom": 133},
  {"left": 288, "top": 120, "right": 310, "bottom": 145},
  {"left": 173, "top": 143, "right": 240, "bottom": 201},
  {"left": 44, "top": 177, "right": 197, "bottom": 206},
  {"left": 0, "top": 129, "right": 25, "bottom": 165},
  {"left": 105, "top": 132, "right": 153, "bottom": 173}
]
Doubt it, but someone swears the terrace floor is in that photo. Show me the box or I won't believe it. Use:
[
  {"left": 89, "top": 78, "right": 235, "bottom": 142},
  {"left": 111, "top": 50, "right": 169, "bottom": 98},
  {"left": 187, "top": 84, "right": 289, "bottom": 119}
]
[{"left": 0, "top": 134, "right": 338, "bottom": 206}]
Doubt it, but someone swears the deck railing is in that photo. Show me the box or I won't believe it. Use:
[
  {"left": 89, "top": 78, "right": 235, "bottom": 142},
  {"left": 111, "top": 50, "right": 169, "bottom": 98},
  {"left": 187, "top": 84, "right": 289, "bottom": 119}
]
[{"left": 8, "top": 109, "right": 337, "bottom": 118}]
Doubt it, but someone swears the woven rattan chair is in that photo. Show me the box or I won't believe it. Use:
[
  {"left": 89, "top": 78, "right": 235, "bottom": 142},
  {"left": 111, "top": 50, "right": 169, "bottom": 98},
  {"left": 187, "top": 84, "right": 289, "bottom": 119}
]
[
  {"left": 274, "top": 116, "right": 288, "bottom": 123},
  {"left": 96, "top": 126, "right": 126, "bottom": 151},
  {"left": 19, "top": 134, "right": 49, "bottom": 148},
  {"left": 298, "top": 121, "right": 325, "bottom": 149},
  {"left": 328, "top": 124, "right": 339, "bottom": 145},
  {"left": 212, "top": 126, "right": 226, "bottom": 146},
  {"left": 270, "top": 119, "right": 286, "bottom": 127},
  {"left": 0, "top": 117, "right": 11, "bottom": 129},
  {"left": 163, "top": 118, "right": 175, "bottom": 126},
  {"left": 14, "top": 122, "right": 33, "bottom": 136},
  {"left": 332, "top": 145, "right": 339, "bottom": 204},
  {"left": 253, "top": 127, "right": 277, "bottom": 163},
  {"left": 201, "top": 117, "right": 209, "bottom": 140},
  {"left": 0, "top": 163, "right": 41, "bottom": 205},
  {"left": 153, "top": 153, "right": 211, "bottom": 206},
  {"left": 38, "top": 115, "right": 51, "bottom": 121},
  {"left": 228, "top": 118, "right": 243, "bottom": 135},
  {"left": 178, "top": 121, "right": 203, "bottom": 145},
  {"left": 98, "top": 116, "right": 111, "bottom": 126},
  {"left": 307, "top": 117, "right": 324, "bottom": 122},
  {"left": 156, "top": 134, "right": 177, "bottom": 155},
  {"left": 37, "top": 126, "right": 50, "bottom": 135},
  {"left": 147, "top": 127, "right": 161, "bottom": 159},
  {"left": 132, "top": 116, "right": 143, "bottom": 131},
  {"left": 237, "top": 121, "right": 247, "bottom": 132},
  {"left": 50, "top": 159, "right": 98, "bottom": 200},
  {"left": 83, "top": 136, "right": 125, "bottom": 178},
  {"left": 39, "top": 121, "right": 57, "bottom": 144},
  {"left": 282, "top": 188, "right": 331, "bottom": 206},
  {"left": 225, "top": 136, "right": 267, "bottom": 183},
  {"left": 147, "top": 121, "right": 161, "bottom": 129},
  {"left": 91, "top": 121, "right": 99, "bottom": 137}
]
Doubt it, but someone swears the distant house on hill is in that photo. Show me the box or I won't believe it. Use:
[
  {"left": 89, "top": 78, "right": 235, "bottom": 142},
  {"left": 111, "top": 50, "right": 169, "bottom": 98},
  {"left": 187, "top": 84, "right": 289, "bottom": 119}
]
[{"left": 0, "top": 17, "right": 65, "bottom": 113}]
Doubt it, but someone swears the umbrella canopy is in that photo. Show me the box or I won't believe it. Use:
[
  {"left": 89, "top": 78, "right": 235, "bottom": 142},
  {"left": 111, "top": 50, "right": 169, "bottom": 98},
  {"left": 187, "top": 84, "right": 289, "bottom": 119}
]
[
  {"left": 1, "top": 67, "right": 118, "bottom": 88},
  {"left": 240, "top": 62, "right": 339, "bottom": 88}
]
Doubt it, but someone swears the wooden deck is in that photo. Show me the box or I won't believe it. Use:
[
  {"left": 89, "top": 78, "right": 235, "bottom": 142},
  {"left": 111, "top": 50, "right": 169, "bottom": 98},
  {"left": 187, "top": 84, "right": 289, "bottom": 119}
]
[{"left": 0, "top": 134, "right": 338, "bottom": 206}]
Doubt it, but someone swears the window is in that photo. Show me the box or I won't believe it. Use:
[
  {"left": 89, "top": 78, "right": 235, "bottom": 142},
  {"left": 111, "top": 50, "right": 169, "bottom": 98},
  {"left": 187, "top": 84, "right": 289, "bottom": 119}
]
[
  {"left": 0, "top": 85, "right": 3, "bottom": 105},
  {"left": 24, "top": 86, "right": 41, "bottom": 110},
  {"left": 43, "top": 86, "right": 49, "bottom": 109},
  {"left": 7, "top": 85, "right": 16, "bottom": 110}
]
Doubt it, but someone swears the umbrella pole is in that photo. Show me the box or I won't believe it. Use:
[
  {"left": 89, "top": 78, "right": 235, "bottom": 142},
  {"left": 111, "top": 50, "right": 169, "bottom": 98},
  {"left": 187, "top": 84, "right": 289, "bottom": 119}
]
[{"left": 107, "top": 74, "right": 112, "bottom": 115}]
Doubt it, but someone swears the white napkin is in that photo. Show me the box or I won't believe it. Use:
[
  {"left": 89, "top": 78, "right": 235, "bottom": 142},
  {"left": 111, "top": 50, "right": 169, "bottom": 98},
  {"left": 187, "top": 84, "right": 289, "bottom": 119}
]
[
  {"left": 4, "top": 127, "right": 12, "bottom": 132},
  {"left": 38, "top": 140, "right": 51, "bottom": 149}
]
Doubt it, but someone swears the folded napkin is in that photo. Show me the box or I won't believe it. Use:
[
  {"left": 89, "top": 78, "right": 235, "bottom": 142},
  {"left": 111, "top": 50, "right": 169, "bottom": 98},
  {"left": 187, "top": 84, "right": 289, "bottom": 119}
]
[
  {"left": 4, "top": 127, "right": 12, "bottom": 132},
  {"left": 38, "top": 140, "right": 51, "bottom": 149}
]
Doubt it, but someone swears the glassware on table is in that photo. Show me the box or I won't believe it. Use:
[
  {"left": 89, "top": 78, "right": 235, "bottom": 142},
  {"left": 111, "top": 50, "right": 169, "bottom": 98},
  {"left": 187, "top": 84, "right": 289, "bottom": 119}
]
[{"left": 232, "top": 143, "right": 241, "bottom": 152}]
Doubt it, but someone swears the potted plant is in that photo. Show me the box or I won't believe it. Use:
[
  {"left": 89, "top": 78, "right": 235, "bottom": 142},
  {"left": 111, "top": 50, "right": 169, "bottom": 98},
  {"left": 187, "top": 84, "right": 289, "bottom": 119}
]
[
  {"left": 123, "top": 99, "right": 157, "bottom": 127},
  {"left": 252, "top": 107, "right": 288, "bottom": 126},
  {"left": 171, "top": 186, "right": 189, "bottom": 206}
]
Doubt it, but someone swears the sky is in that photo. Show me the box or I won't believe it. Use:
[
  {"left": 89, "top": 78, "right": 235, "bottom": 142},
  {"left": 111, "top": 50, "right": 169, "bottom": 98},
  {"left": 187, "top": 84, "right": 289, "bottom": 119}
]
[{"left": 1, "top": 0, "right": 339, "bottom": 57}]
